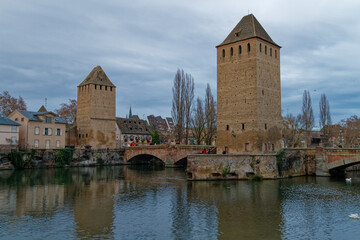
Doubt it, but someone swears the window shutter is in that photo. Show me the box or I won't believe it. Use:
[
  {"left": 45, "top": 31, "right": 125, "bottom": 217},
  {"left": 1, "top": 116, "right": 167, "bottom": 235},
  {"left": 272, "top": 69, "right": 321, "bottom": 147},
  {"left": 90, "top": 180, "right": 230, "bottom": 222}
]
[
  {"left": 43, "top": 128, "right": 46, "bottom": 135},
  {"left": 60, "top": 129, "right": 62, "bottom": 136}
]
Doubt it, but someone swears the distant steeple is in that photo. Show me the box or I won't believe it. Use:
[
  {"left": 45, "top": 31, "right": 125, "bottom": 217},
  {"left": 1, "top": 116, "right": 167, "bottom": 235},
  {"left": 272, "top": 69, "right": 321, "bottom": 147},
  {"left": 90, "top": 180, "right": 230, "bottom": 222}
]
[
  {"left": 38, "top": 105, "right": 48, "bottom": 112},
  {"left": 129, "top": 106, "right": 133, "bottom": 119}
]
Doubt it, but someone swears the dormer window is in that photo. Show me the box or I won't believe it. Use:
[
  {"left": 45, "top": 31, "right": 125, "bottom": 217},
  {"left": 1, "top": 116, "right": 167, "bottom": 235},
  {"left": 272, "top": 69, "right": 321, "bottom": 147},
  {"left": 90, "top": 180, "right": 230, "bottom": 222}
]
[{"left": 45, "top": 116, "right": 52, "bottom": 124}]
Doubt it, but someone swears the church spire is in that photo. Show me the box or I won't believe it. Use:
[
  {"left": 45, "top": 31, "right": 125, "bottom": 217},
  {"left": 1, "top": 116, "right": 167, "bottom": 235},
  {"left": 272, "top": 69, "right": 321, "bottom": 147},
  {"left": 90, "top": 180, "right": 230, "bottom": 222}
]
[{"left": 129, "top": 106, "right": 132, "bottom": 119}]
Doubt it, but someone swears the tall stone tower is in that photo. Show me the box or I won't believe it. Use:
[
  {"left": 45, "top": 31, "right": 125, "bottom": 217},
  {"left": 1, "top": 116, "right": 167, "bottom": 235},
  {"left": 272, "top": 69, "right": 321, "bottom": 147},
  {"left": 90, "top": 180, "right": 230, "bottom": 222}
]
[
  {"left": 216, "top": 14, "right": 282, "bottom": 154},
  {"left": 76, "top": 66, "right": 116, "bottom": 149}
]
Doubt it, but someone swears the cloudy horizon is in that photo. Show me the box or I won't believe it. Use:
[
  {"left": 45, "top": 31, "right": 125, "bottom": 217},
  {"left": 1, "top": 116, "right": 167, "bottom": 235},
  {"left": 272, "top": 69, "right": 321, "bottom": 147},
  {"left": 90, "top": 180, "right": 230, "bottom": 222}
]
[{"left": 1, "top": 0, "right": 360, "bottom": 126}]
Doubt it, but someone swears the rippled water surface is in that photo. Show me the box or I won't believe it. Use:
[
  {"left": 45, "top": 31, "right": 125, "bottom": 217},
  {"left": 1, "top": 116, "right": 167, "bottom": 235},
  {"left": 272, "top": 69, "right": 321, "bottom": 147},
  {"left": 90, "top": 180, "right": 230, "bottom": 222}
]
[{"left": 1, "top": 167, "right": 360, "bottom": 239}]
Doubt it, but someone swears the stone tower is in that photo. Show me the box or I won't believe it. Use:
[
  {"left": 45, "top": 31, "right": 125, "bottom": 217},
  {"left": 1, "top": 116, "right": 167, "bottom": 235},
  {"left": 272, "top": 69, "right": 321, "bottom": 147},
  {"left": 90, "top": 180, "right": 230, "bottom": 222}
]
[
  {"left": 216, "top": 14, "right": 282, "bottom": 154},
  {"left": 76, "top": 66, "right": 116, "bottom": 149}
]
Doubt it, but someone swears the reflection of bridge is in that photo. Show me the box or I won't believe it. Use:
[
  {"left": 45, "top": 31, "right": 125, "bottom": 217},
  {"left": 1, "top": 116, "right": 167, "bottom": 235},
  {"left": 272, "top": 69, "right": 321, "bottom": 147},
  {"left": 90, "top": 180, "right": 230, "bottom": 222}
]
[
  {"left": 123, "top": 145, "right": 214, "bottom": 166},
  {"left": 316, "top": 148, "right": 360, "bottom": 176}
]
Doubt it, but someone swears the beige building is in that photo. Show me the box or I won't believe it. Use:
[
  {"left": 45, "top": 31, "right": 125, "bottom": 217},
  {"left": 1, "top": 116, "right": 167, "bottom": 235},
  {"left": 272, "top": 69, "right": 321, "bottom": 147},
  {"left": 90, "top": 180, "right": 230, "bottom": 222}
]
[
  {"left": 216, "top": 14, "right": 282, "bottom": 154},
  {"left": 76, "top": 66, "right": 116, "bottom": 149},
  {"left": 8, "top": 106, "right": 67, "bottom": 149},
  {"left": 0, "top": 114, "right": 20, "bottom": 149}
]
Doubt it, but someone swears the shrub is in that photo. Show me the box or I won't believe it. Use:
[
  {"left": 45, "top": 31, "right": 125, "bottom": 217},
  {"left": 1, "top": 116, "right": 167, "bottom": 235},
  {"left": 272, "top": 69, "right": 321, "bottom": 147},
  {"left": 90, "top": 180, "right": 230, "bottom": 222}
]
[
  {"left": 96, "top": 157, "right": 104, "bottom": 165},
  {"left": 8, "top": 151, "right": 24, "bottom": 169},
  {"left": 222, "top": 164, "right": 231, "bottom": 177},
  {"left": 56, "top": 148, "right": 74, "bottom": 167},
  {"left": 276, "top": 149, "right": 286, "bottom": 173},
  {"left": 249, "top": 174, "right": 263, "bottom": 181}
]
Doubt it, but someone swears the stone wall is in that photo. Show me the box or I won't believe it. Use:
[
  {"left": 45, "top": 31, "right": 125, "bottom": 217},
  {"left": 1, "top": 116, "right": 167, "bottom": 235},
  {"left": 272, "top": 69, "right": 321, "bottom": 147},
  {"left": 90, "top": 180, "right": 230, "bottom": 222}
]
[{"left": 187, "top": 150, "right": 316, "bottom": 180}]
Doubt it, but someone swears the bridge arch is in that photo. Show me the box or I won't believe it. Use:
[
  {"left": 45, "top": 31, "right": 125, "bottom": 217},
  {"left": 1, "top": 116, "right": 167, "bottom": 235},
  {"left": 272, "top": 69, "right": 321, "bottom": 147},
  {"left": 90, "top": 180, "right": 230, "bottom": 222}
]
[
  {"left": 127, "top": 154, "right": 165, "bottom": 166},
  {"left": 174, "top": 157, "right": 188, "bottom": 167}
]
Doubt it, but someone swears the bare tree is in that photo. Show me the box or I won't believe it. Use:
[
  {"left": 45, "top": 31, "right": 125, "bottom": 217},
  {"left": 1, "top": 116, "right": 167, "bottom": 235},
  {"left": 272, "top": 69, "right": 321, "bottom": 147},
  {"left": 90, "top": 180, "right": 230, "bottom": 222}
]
[
  {"left": 172, "top": 69, "right": 185, "bottom": 143},
  {"left": 282, "top": 113, "right": 303, "bottom": 148},
  {"left": 55, "top": 99, "right": 77, "bottom": 124},
  {"left": 191, "top": 97, "right": 205, "bottom": 145},
  {"left": 204, "top": 84, "right": 217, "bottom": 145},
  {"left": 0, "top": 91, "right": 27, "bottom": 116},
  {"left": 319, "top": 93, "right": 332, "bottom": 145},
  {"left": 301, "top": 90, "right": 314, "bottom": 147},
  {"left": 341, "top": 115, "right": 360, "bottom": 147},
  {"left": 184, "top": 73, "right": 194, "bottom": 144}
]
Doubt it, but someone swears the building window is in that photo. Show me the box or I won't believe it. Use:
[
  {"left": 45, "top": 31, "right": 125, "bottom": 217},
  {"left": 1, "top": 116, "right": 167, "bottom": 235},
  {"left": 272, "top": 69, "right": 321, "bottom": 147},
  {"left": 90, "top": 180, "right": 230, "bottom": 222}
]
[
  {"left": 230, "top": 47, "right": 233, "bottom": 56},
  {"left": 110, "top": 87, "right": 112, "bottom": 91},
  {"left": 11, "top": 126, "right": 17, "bottom": 133},
  {"left": 270, "top": 48, "right": 272, "bottom": 56},
  {"left": 265, "top": 46, "right": 267, "bottom": 55},
  {"left": 241, "top": 123, "right": 245, "bottom": 130},
  {"left": 272, "top": 144, "right": 275, "bottom": 151},
  {"left": 105, "top": 86, "right": 107, "bottom": 91},
  {"left": 15, "top": 118, "right": 18, "bottom": 121},
  {"left": 45, "top": 140, "right": 50, "bottom": 149},
  {"left": 245, "top": 143, "right": 250, "bottom": 152},
  {"left": 34, "top": 140, "right": 39, "bottom": 148},
  {"left": 260, "top": 43, "right": 262, "bottom": 52},
  {"left": 247, "top": 43, "right": 250, "bottom": 52},
  {"left": 95, "top": 84, "right": 97, "bottom": 89},
  {"left": 86, "top": 133, "right": 88, "bottom": 138},
  {"left": 222, "top": 49, "right": 225, "bottom": 58},
  {"left": 56, "top": 128, "right": 61, "bottom": 136},
  {"left": 264, "top": 143, "right": 268, "bottom": 151},
  {"left": 56, "top": 140, "right": 60, "bottom": 148},
  {"left": 239, "top": 45, "right": 242, "bottom": 54},
  {"left": 44, "top": 128, "right": 48, "bottom": 135},
  {"left": 226, "top": 125, "right": 229, "bottom": 131},
  {"left": 35, "top": 127, "right": 40, "bottom": 135},
  {"left": 11, "top": 137, "right": 16, "bottom": 144},
  {"left": 275, "top": 50, "right": 277, "bottom": 58},
  {"left": 100, "top": 85, "right": 102, "bottom": 90},
  {"left": 45, "top": 116, "right": 52, "bottom": 123},
  {"left": 21, "top": 118, "right": 24, "bottom": 122},
  {"left": 262, "top": 90, "right": 264, "bottom": 95},
  {"left": 79, "top": 134, "right": 81, "bottom": 139},
  {"left": 265, "top": 123, "right": 267, "bottom": 130},
  {"left": 49, "top": 128, "right": 52, "bottom": 135}
]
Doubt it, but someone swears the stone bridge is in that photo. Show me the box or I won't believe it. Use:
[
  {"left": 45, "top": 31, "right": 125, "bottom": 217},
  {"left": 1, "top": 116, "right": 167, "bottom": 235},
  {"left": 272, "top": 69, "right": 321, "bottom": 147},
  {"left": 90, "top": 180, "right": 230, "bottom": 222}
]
[
  {"left": 315, "top": 148, "right": 360, "bottom": 176},
  {"left": 123, "top": 144, "right": 214, "bottom": 166}
]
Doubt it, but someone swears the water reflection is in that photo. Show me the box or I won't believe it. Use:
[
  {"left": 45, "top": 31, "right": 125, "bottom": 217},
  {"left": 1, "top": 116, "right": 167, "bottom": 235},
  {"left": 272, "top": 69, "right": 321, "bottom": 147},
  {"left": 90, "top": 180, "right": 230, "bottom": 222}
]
[{"left": 1, "top": 167, "right": 360, "bottom": 239}]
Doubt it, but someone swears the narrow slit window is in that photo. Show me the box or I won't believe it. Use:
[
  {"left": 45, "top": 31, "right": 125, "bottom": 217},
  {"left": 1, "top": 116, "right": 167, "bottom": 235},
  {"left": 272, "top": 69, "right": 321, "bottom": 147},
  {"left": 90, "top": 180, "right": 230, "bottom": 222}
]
[
  {"left": 230, "top": 47, "right": 233, "bottom": 56},
  {"left": 260, "top": 43, "right": 262, "bottom": 52},
  {"left": 247, "top": 43, "right": 250, "bottom": 52},
  {"left": 239, "top": 45, "right": 242, "bottom": 54},
  {"left": 265, "top": 46, "right": 267, "bottom": 55},
  {"left": 275, "top": 50, "right": 277, "bottom": 58},
  {"left": 242, "top": 123, "right": 245, "bottom": 130},
  {"left": 270, "top": 48, "right": 272, "bottom": 56},
  {"left": 222, "top": 49, "right": 225, "bottom": 58},
  {"left": 226, "top": 125, "right": 229, "bottom": 131}
]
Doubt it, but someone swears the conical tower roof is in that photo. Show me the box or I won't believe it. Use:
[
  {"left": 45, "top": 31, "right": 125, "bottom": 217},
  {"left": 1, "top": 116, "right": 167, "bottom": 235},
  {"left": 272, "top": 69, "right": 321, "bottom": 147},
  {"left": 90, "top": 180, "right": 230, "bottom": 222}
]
[
  {"left": 78, "top": 66, "right": 116, "bottom": 87},
  {"left": 217, "top": 14, "right": 280, "bottom": 48}
]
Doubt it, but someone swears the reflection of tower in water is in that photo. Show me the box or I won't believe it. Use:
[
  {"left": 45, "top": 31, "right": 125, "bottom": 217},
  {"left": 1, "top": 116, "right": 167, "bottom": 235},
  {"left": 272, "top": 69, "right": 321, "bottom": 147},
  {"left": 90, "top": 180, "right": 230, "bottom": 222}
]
[{"left": 71, "top": 167, "right": 117, "bottom": 239}]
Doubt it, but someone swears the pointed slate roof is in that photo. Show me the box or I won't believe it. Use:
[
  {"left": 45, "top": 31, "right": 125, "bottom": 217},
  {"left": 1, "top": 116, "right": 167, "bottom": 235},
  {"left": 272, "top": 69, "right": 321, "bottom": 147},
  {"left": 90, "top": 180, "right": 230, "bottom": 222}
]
[
  {"left": 78, "top": 66, "right": 116, "bottom": 87},
  {"left": 38, "top": 105, "right": 47, "bottom": 112},
  {"left": 0, "top": 114, "right": 21, "bottom": 126},
  {"left": 217, "top": 14, "right": 280, "bottom": 48}
]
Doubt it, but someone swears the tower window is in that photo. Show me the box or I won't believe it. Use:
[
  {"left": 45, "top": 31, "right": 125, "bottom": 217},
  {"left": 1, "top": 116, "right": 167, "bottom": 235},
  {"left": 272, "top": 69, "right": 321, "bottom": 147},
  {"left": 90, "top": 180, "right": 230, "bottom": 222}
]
[
  {"left": 79, "top": 134, "right": 81, "bottom": 139},
  {"left": 105, "top": 86, "right": 107, "bottom": 91},
  {"left": 100, "top": 85, "right": 102, "bottom": 90},
  {"left": 239, "top": 45, "right": 242, "bottom": 55},
  {"left": 265, "top": 123, "right": 267, "bottom": 130},
  {"left": 247, "top": 43, "right": 250, "bottom": 52},
  {"left": 226, "top": 125, "right": 229, "bottom": 131},
  {"left": 110, "top": 87, "right": 112, "bottom": 91},
  {"left": 222, "top": 49, "right": 225, "bottom": 58},
  {"left": 95, "top": 84, "right": 97, "bottom": 89},
  {"left": 230, "top": 47, "right": 233, "bottom": 56},
  {"left": 272, "top": 144, "right": 275, "bottom": 151},
  {"left": 242, "top": 123, "right": 245, "bottom": 130},
  {"left": 262, "top": 90, "right": 264, "bottom": 95},
  {"left": 265, "top": 46, "right": 267, "bottom": 55},
  {"left": 270, "top": 48, "right": 272, "bottom": 56},
  {"left": 275, "top": 50, "right": 277, "bottom": 58},
  {"left": 259, "top": 43, "right": 262, "bottom": 52},
  {"left": 245, "top": 143, "right": 250, "bottom": 152}
]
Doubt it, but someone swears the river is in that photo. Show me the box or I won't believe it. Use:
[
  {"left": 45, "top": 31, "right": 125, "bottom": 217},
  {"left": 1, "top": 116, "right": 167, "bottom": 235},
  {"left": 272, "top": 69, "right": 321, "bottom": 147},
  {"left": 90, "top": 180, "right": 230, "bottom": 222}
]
[{"left": 0, "top": 166, "right": 360, "bottom": 239}]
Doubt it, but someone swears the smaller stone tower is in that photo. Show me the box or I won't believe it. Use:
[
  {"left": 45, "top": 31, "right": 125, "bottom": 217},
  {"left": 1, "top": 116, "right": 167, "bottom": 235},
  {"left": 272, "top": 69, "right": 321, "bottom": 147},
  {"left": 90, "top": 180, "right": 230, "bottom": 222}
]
[{"left": 76, "top": 66, "right": 116, "bottom": 149}]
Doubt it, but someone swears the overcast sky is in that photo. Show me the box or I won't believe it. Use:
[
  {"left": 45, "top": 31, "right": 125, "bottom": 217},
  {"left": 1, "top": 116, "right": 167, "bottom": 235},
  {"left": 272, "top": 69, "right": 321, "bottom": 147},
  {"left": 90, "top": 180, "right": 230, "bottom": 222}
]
[{"left": 1, "top": 0, "right": 360, "bottom": 126}]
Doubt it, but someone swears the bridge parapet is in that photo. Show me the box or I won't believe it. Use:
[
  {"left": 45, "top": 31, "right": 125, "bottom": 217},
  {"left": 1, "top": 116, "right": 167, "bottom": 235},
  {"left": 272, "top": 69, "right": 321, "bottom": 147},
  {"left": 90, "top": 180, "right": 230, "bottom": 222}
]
[{"left": 123, "top": 144, "right": 214, "bottom": 166}]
